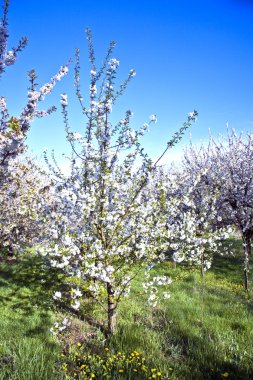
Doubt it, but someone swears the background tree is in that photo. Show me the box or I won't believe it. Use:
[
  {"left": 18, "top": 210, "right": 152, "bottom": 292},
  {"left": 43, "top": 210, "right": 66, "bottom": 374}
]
[
  {"left": 0, "top": 0, "right": 69, "bottom": 173},
  {"left": 183, "top": 129, "right": 253, "bottom": 290},
  {"left": 0, "top": 0, "right": 69, "bottom": 256},
  {"left": 0, "top": 155, "right": 55, "bottom": 254},
  {"left": 162, "top": 166, "right": 230, "bottom": 276}
]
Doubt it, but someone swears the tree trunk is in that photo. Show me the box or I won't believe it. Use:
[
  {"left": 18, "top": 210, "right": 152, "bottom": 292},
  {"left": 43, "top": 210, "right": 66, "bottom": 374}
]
[
  {"left": 201, "top": 253, "right": 205, "bottom": 279},
  {"left": 242, "top": 232, "right": 251, "bottom": 291},
  {"left": 201, "top": 263, "right": 205, "bottom": 278},
  {"left": 8, "top": 245, "right": 14, "bottom": 257},
  {"left": 107, "top": 282, "right": 118, "bottom": 337}
]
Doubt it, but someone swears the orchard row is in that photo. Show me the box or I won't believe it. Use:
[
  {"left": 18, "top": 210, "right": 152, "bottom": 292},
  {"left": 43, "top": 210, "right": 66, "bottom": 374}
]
[{"left": 1, "top": 1, "right": 252, "bottom": 337}]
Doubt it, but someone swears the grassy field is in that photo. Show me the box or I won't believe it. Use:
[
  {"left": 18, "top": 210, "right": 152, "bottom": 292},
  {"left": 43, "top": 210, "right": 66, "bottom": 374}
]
[{"left": 0, "top": 238, "right": 252, "bottom": 379}]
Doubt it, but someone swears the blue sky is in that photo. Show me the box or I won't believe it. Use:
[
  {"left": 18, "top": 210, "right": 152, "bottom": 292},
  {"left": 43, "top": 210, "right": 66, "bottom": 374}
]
[{"left": 2, "top": 0, "right": 253, "bottom": 165}]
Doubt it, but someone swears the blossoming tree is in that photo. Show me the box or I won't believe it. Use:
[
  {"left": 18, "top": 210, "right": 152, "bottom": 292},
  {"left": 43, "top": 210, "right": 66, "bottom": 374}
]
[
  {"left": 166, "top": 165, "right": 231, "bottom": 276},
  {"left": 183, "top": 129, "right": 253, "bottom": 290},
  {"left": 44, "top": 29, "right": 197, "bottom": 336},
  {"left": 0, "top": 155, "right": 55, "bottom": 254},
  {"left": 0, "top": 0, "right": 69, "bottom": 255},
  {"left": 0, "top": 0, "right": 69, "bottom": 174}
]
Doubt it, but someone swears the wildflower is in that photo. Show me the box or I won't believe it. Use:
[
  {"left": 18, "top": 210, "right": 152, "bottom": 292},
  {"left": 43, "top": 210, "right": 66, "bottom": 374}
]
[
  {"left": 222, "top": 373, "right": 229, "bottom": 378},
  {"left": 129, "top": 69, "right": 136, "bottom": 77}
]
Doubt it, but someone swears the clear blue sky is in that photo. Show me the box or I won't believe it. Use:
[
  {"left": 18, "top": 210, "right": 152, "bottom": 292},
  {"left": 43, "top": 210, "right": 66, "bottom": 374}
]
[{"left": 2, "top": 0, "right": 253, "bottom": 165}]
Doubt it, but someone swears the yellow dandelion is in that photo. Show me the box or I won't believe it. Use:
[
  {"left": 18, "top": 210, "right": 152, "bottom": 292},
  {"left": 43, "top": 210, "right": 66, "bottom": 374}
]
[
  {"left": 157, "top": 372, "right": 162, "bottom": 377},
  {"left": 222, "top": 372, "right": 229, "bottom": 378},
  {"left": 77, "top": 342, "right": 82, "bottom": 347},
  {"left": 118, "top": 369, "right": 124, "bottom": 373}
]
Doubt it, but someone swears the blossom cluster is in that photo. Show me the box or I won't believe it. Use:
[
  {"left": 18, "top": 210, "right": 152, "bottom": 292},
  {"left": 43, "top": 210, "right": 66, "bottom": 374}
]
[
  {"left": 0, "top": 0, "right": 27, "bottom": 76},
  {"left": 50, "top": 317, "right": 71, "bottom": 335},
  {"left": 143, "top": 276, "right": 172, "bottom": 307}
]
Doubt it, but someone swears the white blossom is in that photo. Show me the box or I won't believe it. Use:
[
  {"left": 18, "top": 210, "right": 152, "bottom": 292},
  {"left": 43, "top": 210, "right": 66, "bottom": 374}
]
[{"left": 149, "top": 114, "right": 157, "bottom": 123}]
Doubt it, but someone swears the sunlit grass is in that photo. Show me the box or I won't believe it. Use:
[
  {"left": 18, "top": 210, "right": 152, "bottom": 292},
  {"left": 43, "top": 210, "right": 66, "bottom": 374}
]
[{"left": 0, "top": 238, "right": 252, "bottom": 379}]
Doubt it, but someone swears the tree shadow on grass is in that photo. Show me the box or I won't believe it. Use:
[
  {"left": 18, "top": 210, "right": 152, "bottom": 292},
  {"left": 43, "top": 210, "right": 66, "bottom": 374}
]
[
  {"left": 0, "top": 253, "right": 69, "bottom": 331},
  {"left": 0, "top": 253, "right": 65, "bottom": 305},
  {"left": 0, "top": 254, "right": 64, "bottom": 379},
  {"left": 161, "top": 320, "right": 253, "bottom": 380},
  {"left": 211, "top": 253, "right": 244, "bottom": 284},
  {"left": 191, "top": 338, "right": 250, "bottom": 380}
]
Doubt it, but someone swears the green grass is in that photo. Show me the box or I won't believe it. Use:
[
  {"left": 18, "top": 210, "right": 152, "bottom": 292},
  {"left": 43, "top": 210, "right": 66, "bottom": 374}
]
[
  {"left": 0, "top": 252, "right": 64, "bottom": 380},
  {"left": 0, "top": 238, "right": 253, "bottom": 379}
]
